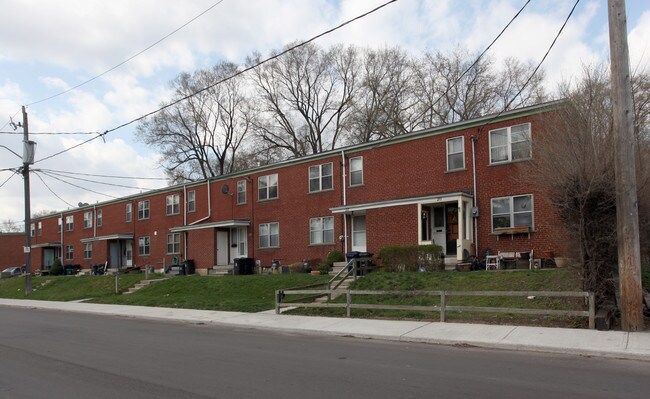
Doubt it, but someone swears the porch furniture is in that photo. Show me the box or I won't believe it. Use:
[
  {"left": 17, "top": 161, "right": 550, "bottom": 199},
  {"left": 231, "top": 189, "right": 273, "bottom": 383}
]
[{"left": 485, "top": 255, "right": 500, "bottom": 270}]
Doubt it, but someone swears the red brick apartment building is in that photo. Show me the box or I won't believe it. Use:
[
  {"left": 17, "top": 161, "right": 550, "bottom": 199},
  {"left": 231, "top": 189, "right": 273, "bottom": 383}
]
[{"left": 2, "top": 101, "right": 568, "bottom": 274}]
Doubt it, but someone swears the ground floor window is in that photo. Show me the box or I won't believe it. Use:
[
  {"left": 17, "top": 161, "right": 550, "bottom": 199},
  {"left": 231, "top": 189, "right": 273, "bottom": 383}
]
[
  {"left": 83, "top": 243, "right": 92, "bottom": 259},
  {"left": 167, "top": 233, "right": 180, "bottom": 254},
  {"left": 491, "top": 194, "right": 534, "bottom": 231},
  {"left": 310, "top": 216, "right": 334, "bottom": 245},
  {"left": 65, "top": 245, "right": 73, "bottom": 261},
  {"left": 351, "top": 215, "right": 366, "bottom": 251},
  {"left": 138, "top": 236, "right": 150, "bottom": 256},
  {"left": 259, "top": 222, "right": 279, "bottom": 248}
]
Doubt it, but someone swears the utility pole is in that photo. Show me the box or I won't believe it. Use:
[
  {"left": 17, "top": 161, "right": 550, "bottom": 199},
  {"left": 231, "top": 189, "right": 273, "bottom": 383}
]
[
  {"left": 608, "top": 0, "right": 644, "bottom": 331},
  {"left": 22, "top": 106, "right": 33, "bottom": 295}
]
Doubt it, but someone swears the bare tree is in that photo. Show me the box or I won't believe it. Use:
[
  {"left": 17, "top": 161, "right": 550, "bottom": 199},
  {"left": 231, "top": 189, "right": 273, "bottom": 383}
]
[
  {"left": 137, "top": 62, "right": 251, "bottom": 182},
  {"left": 0, "top": 219, "right": 22, "bottom": 233},
  {"left": 248, "top": 43, "right": 356, "bottom": 157}
]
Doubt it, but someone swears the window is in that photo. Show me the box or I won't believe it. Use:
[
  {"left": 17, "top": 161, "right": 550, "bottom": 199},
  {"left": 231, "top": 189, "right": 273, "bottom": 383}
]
[
  {"left": 84, "top": 211, "right": 93, "bottom": 229},
  {"left": 126, "top": 203, "right": 132, "bottom": 222},
  {"left": 491, "top": 194, "right": 534, "bottom": 231},
  {"left": 57, "top": 218, "right": 62, "bottom": 233},
  {"left": 489, "top": 123, "right": 531, "bottom": 164},
  {"left": 309, "top": 163, "right": 333, "bottom": 192},
  {"left": 65, "top": 215, "right": 74, "bottom": 231},
  {"left": 259, "top": 222, "right": 279, "bottom": 248},
  {"left": 258, "top": 174, "right": 278, "bottom": 201},
  {"left": 167, "top": 233, "right": 180, "bottom": 254},
  {"left": 310, "top": 217, "right": 334, "bottom": 245},
  {"left": 65, "top": 245, "right": 73, "bottom": 261},
  {"left": 187, "top": 191, "right": 196, "bottom": 213},
  {"left": 138, "top": 200, "right": 150, "bottom": 220},
  {"left": 352, "top": 215, "right": 367, "bottom": 251},
  {"left": 350, "top": 157, "right": 363, "bottom": 186},
  {"left": 97, "top": 209, "right": 102, "bottom": 227},
  {"left": 138, "top": 236, "right": 150, "bottom": 256},
  {"left": 30, "top": 223, "right": 35, "bottom": 237},
  {"left": 237, "top": 180, "right": 246, "bottom": 205},
  {"left": 166, "top": 194, "right": 180, "bottom": 215},
  {"left": 37, "top": 222, "right": 42, "bottom": 236},
  {"left": 83, "top": 243, "right": 92, "bottom": 259},
  {"left": 447, "top": 137, "right": 465, "bottom": 171}
]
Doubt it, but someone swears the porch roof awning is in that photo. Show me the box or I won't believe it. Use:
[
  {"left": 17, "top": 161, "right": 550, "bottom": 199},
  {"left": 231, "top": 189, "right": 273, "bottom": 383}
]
[
  {"left": 80, "top": 233, "right": 134, "bottom": 243},
  {"left": 330, "top": 192, "right": 473, "bottom": 214},
  {"left": 170, "top": 219, "right": 250, "bottom": 233},
  {"left": 31, "top": 242, "right": 61, "bottom": 248}
]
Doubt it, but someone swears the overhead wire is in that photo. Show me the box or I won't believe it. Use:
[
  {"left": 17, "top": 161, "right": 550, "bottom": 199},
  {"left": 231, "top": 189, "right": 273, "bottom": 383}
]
[
  {"left": 38, "top": 168, "right": 170, "bottom": 181},
  {"left": 0, "top": 131, "right": 98, "bottom": 135},
  {"left": 27, "top": 0, "right": 227, "bottom": 106},
  {"left": 34, "top": 0, "right": 400, "bottom": 164},
  {"left": 0, "top": 170, "right": 18, "bottom": 189},
  {"left": 32, "top": 171, "right": 75, "bottom": 208},
  {"left": 37, "top": 169, "right": 160, "bottom": 191},
  {"left": 38, "top": 170, "right": 120, "bottom": 199}
]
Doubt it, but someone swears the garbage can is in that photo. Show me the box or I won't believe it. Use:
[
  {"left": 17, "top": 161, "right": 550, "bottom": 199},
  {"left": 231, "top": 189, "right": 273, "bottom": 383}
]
[
  {"left": 233, "top": 258, "right": 244, "bottom": 275},
  {"left": 184, "top": 259, "right": 195, "bottom": 275},
  {"left": 234, "top": 258, "right": 254, "bottom": 275}
]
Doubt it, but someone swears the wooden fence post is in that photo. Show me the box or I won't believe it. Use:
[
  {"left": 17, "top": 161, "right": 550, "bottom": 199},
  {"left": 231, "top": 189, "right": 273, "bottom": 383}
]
[
  {"left": 440, "top": 291, "right": 446, "bottom": 322},
  {"left": 346, "top": 291, "right": 351, "bottom": 318}
]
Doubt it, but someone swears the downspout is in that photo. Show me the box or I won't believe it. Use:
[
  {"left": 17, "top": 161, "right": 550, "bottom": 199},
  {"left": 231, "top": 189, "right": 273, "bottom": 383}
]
[
  {"left": 60, "top": 212, "right": 63, "bottom": 262},
  {"left": 93, "top": 204, "right": 97, "bottom": 238},
  {"left": 471, "top": 134, "right": 479, "bottom": 257},
  {"left": 183, "top": 184, "right": 187, "bottom": 261},
  {"left": 341, "top": 150, "right": 348, "bottom": 254}
]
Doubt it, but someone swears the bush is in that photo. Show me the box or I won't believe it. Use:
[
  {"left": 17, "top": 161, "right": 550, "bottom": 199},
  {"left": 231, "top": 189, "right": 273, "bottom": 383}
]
[
  {"left": 49, "top": 258, "right": 63, "bottom": 276},
  {"left": 325, "top": 251, "right": 345, "bottom": 267},
  {"left": 317, "top": 263, "right": 331, "bottom": 275},
  {"left": 378, "top": 244, "right": 444, "bottom": 272}
]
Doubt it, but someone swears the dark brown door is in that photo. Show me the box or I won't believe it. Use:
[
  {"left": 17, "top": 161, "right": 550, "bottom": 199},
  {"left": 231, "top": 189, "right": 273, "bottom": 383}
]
[{"left": 446, "top": 204, "right": 459, "bottom": 255}]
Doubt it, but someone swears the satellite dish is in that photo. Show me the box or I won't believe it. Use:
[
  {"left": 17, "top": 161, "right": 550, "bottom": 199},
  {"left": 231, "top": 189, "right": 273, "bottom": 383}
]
[{"left": 221, "top": 184, "right": 229, "bottom": 194}]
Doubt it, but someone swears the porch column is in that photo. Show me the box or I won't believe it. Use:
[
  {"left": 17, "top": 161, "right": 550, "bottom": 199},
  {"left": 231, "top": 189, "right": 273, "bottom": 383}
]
[{"left": 457, "top": 198, "right": 464, "bottom": 261}]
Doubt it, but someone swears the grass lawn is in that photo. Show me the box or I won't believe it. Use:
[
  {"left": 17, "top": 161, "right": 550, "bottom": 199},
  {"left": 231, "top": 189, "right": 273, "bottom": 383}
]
[{"left": 0, "top": 274, "right": 144, "bottom": 301}]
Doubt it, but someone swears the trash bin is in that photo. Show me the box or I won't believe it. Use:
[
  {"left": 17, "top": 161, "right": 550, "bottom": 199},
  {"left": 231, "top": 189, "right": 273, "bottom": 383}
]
[
  {"left": 184, "top": 259, "right": 195, "bottom": 275},
  {"left": 234, "top": 258, "right": 255, "bottom": 275}
]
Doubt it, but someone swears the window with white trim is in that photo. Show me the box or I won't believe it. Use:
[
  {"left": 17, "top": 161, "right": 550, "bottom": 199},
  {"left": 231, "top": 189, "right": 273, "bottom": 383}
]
[
  {"left": 138, "top": 200, "right": 150, "bottom": 220},
  {"left": 309, "top": 163, "right": 333, "bottom": 192},
  {"left": 166, "top": 194, "right": 180, "bottom": 215},
  {"left": 258, "top": 174, "right": 278, "bottom": 201},
  {"left": 309, "top": 217, "right": 334, "bottom": 245},
  {"left": 489, "top": 123, "right": 531, "bottom": 164},
  {"left": 65, "top": 245, "right": 73, "bottom": 261},
  {"left": 57, "top": 218, "right": 62, "bottom": 233},
  {"left": 30, "top": 223, "right": 35, "bottom": 237},
  {"left": 350, "top": 157, "right": 363, "bottom": 186},
  {"left": 138, "top": 236, "right": 150, "bottom": 256},
  {"left": 237, "top": 180, "right": 246, "bottom": 205},
  {"left": 187, "top": 191, "right": 196, "bottom": 213},
  {"left": 491, "top": 194, "right": 534, "bottom": 231},
  {"left": 167, "top": 233, "right": 181, "bottom": 254},
  {"left": 446, "top": 137, "right": 465, "bottom": 171},
  {"left": 259, "top": 222, "right": 279, "bottom": 248},
  {"left": 84, "top": 211, "right": 93, "bottom": 229},
  {"left": 37, "top": 222, "right": 42, "bottom": 236},
  {"left": 65, "top": 215, "right": 74, "bottom": 231},
  {"left": 96, "top": 209, "right": 102, "bottom": 227},
  {"left": 83, "top": 243, "right": 92, "bottom": 259},
  {"left": 126, "top": 203, "right": 132, "bottom": 222}
]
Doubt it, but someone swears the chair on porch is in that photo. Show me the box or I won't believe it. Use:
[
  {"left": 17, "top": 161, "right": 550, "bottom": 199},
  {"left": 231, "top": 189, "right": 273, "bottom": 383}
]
[{"left": 485, "top": 254, "right": 500, "bottom": 270}]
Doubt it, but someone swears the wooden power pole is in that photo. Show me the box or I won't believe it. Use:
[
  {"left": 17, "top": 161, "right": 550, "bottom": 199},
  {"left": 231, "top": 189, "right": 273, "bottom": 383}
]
[
  {"left": 608, "top": 0, "right": 644, "bottom": 331},
  {"left": 22, "top": 105, "right": 33, "bottom": 295}
]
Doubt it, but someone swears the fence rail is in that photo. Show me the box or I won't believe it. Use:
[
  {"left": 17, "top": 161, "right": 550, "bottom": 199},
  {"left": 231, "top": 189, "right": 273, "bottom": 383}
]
[{"left": 275, "top": 289, "right": 596, "bottom": 329}]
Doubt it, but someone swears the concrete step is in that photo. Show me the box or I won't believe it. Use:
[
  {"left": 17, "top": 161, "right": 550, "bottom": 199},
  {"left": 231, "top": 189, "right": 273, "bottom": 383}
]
[{"left": 123, "top": 278, "right": 167, "bottom": 295}]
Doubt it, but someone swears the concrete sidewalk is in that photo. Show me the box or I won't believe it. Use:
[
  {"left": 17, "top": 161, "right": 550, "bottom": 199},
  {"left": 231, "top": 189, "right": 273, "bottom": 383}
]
[{"left": 2, "top": 298, "right": 649, "bottom": 362}]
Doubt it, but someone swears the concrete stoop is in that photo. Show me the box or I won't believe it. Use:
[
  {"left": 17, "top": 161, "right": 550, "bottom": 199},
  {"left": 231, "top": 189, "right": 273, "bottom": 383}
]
[
  {"left": 314, "top": 279, "right": 352, "bottom": 303},
  {"left": 208, "top": 266, "right": 233, "bottom": 276},
  {"left": 123, "top": 278, "right": 167, "bottom": 295}
]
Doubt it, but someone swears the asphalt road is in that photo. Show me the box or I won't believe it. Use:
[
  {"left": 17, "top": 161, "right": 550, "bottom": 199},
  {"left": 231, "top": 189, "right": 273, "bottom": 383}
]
[{"left": 0, "top": 306, "right": 648, "bottom": 399}]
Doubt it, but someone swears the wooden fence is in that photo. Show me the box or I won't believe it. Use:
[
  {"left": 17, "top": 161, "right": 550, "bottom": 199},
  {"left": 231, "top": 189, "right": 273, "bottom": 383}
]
[{"left": 275, "top": 289, "right": 596, "bottom": 329}]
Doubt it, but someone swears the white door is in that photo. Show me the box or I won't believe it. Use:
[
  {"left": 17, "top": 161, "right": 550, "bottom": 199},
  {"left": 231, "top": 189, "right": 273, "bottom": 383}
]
[
  {"left": 431, "top": 206, "right": 446, "bottom": 254},
  {"left": 216, "top": 230, "right": 229, "bottom": 266},
  {"left": 351, "top": 215, "right": 367, "bottom": 252},
  {"left": 125, "top": 240, "right": 133, "bottom": 267},
  {"left": 230, "top": 227, "right": 248, "bottom": 260}
]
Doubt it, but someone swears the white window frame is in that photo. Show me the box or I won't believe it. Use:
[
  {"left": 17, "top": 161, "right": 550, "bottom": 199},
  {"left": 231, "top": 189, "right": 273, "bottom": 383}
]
[
  {"left": 309, "top": 163, "right": 333, "bottom": 193},
  {"left": 37, "top": 222, "right": 42, "bottom": 236},
  {"left": 96, "top": 209, "right": 102, "bottom": 227},
  {"left": 489, "top": 123, "right": 531, "bottom": 164},
  {"left": 446, "top": 137, "right": 465, "bottom": 171},
  {"left": 166, "top": 194, "right": 180, "bottom": 216},
  {"left": 258, "top": 174, "right": 278, "bottom": 201},
  {"left": 30, "top": 223, "right": 35, "bottom": 237},
  {"left": 65, "top": 245, "right": 73, "bottom": 261},
  {"left": 138, "top": 200, "right": 150, "bottom": 220},
  {"left": 349, "top": 157, "right": 363, "bottom": 186},
  {"left": 138, "top": 236, "right": 150, "bottom": 256},
  {"left": 126, "top": 203, "right": 132, "bottom": 222},
  {"left": 237, "top": 180, "right": 247, "bottom": 205},
  {"left": 167, "top": 233, "right": 181, "bottom": 254},
  {"left": 83, "top": 243, "right": 92, "bottom": 259},
  {"left": 65, "top": 215, "right": 74, "bottom": 231},
  {"left": 187, "top": 191, "right": 196, "bottom": 213},
  {"left": 491, "top": 194, "right": 534, "bottom": 232},
  {"left": 309, "top": 216, "right": 335, "bottom": 245},
  {"left": 83, "top": 211, "right": 93, "bottom": 229},
  {"left": 259, "top": 222, "right": 279, "bottom": 248},
  {"left": 57, "top": 218, "right": 62, "bottom": 233}
]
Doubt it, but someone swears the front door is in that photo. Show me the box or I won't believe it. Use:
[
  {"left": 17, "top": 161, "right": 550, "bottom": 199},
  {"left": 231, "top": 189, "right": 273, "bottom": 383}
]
[
  {"left": 124, "top": 240, "right": 133, "bottom": 267},
  {"left": 216, "top": 230, "right": 229, "bottom": 266},
  {"left": 431, "top": 206, "right": 446, "bottom": 252},
  {"left": 43, "top": 248, "right": 55, "bottom": 269},
  {"left": 446, "top": 204, "right": 459, "bottom": 256},
  {"left": 109, "top": 241, "right": 120, "bottom": 267},
  {"left": 230, "top": 227, "right": 248, "bottom": 260}
]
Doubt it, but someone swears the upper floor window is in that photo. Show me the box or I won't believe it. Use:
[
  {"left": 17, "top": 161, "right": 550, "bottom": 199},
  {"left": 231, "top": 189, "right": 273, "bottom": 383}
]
[
  {"left": 447, "top": 137, "right": 465, "bottom": 171},
  {"left": 30, "top": 223, "right": 35, "bottom": 237},
  {"left": 37, "top": 222, "right": 42, "bottom": 236},
  {"left": 187, "top": 191, "right": 196, "bottom": 213},
  {"left": 309, "top": 217, "right": 334, "bottom": 245},
  {"left": 237, "top": 180, "right": 247, "bottom": 205},
  {"left": 96, "top": 209, "right": 102, "bottom": 227},
  {"left": 350, "top": 157, "right": 363, "bottom": 186},
  {"left": 167, "top": 233, "right": 181, "bottom": 254},
  {"left": 259, "top": 222, "right": 279, "bottom": 248},
  {"left": 258, "top": 174, "right": 278, "bottom": 201},
  {"left": 491, "top": 194, "right": 534, "bottom": 231},
  {"left": 83, "top": 211, "right": 93, "bottom": 229},
  {"left": 57, "top": 218, "right": 62, "bottom": 233},
  {"left": 138, "top": 200, "right": 150, "bottom": 220},
  {"left": 65, "top": 215, "right": 74, "bottom": 231},
  {"left": 126, "top": 203, "right": 132, "bottom": 222},
  {"left": 166, "top": 194, "right": 180, "bottom": 215},
  {"left": 309, "top": 163, "right": 333, "bottom": 192},
  {"left": 489, "top": 123, "right": 531, "bottom": 164}
]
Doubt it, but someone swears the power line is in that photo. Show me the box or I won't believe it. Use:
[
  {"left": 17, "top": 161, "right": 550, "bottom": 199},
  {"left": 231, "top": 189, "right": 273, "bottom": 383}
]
[
  {"left": 0, "top": 110, "right": 21, "bottom": 132},
  {"left": 39, "top": 170, "right": 120, "bottom": 199},
  {"left": 27, "top": 0, "right": 227, "bottom": 106},
  {"left": 0, "top": 170, "right": 18, "bottom": 189},
  {"left": 0, "top": 131, "right": 98, "bottom": 135},
  {"left": 34, "top": 0, "right": 399, "bottom": 164},
  {"left": 32, "top": 171, "right": 75, "bottom": 208},
  {"left": 37, "top": 169, "right": 159, "bottom": 191},
  {"left": 38, "top": 168, "right": 170, "bottom": 181}
]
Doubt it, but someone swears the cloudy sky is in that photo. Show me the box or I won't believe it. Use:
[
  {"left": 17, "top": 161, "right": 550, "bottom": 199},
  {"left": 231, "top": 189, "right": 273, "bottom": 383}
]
[{"left": 1, "top": 0, "right": 649, "bottom": 228}]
